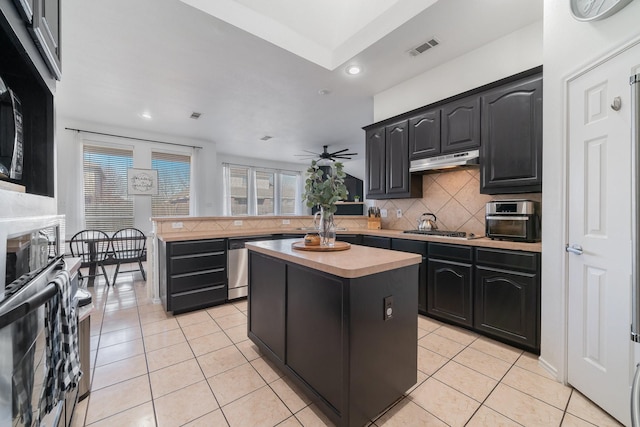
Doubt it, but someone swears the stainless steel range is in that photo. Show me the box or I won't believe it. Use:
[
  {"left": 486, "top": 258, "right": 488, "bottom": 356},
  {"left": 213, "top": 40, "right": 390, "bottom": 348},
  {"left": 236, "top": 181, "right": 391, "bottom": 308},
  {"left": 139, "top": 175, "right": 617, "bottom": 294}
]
[{"left": 403, "top": 230, "right": 468, "bottom": 238}]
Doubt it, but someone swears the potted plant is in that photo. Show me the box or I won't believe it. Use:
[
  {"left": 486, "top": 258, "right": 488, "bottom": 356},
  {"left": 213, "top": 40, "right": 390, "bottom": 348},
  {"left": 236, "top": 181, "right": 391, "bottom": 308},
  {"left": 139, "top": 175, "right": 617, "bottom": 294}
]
[{"left": 303, "top": 160, "right": 348, "bottom": 246}]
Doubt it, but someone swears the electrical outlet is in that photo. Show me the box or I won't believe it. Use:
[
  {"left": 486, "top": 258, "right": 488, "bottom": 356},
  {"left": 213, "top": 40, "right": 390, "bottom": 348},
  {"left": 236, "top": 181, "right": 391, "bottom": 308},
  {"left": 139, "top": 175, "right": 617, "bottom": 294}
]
[
  {"left": 171, "top": 222, "right": 183, "bottom": 229},
  {"left": 233, "top": 220, "right": 243, "bottom": 226},
  {"left": 384, "top": 296, "right": 394, "bottom": 321},
  {"left": 380, "top": 209, "right": 388, "bottom": 218},
  {"left": 282, "top": 219, "right": 291, "bottom": 225},
  {"left": 396, "top": 209, "right": 402, "bottom": 218}
]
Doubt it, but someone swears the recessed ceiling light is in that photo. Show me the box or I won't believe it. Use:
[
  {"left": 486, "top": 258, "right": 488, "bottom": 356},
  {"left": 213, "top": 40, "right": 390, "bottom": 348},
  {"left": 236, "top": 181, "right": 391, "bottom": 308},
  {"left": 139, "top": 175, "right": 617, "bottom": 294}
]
[
  {"left": 318, "top": 89, "right": 331, "bottom": 95},
  {"left": 345, "top": 65, "right": 362, "bottom": 76},
  {"left": 140, "top": 112, "right": 152, "bottom": 120}
]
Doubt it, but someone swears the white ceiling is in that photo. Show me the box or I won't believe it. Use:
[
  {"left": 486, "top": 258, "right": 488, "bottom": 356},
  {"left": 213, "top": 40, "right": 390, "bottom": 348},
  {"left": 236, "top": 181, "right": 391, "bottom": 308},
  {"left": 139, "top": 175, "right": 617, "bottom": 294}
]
[{"left": 56, "top": 0, "right": 543, "bottom": 165}]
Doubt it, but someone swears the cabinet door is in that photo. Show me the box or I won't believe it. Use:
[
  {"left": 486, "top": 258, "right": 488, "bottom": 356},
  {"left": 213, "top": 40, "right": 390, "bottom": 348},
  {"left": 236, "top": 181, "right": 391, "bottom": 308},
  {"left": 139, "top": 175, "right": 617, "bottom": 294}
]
[
  {"left": 385, "top": 121, "right": 411, "bottom": 196},
  {"left": 31, "top": 0, "right": 61, "bottom": 79},
  {"left": 249, "top": 252, "right": 286, "bottom": 361},
  {"left": 441, "top": 96, "right": 481, "bottom": 154},
  {"left": 361, "top": 235, "right": 391, "bottom": 249},
  {"left": 392, "top": 239, "right": 428, "bottom": 314},
  {"left": 480, "top": 75, "right": 542, "bottom": 194},
  {"left": 474, "top": 266, "right": 539, "bottom": 351},
  {"left": 409, "top": 110, "right": 440, "bottom": 160},
  {"left": 427, "top": 259, "right": 473, "bottom": 327},
  {"left": 365, "top": 127, "right": 386, "bottom": 198}
]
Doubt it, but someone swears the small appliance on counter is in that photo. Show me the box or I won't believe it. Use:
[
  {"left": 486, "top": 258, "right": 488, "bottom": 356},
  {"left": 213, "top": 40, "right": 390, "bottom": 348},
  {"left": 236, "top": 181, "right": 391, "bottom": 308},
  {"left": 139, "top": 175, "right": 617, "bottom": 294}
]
[{"left": 485, "top": 199, "right": 540, "bottom": 242}]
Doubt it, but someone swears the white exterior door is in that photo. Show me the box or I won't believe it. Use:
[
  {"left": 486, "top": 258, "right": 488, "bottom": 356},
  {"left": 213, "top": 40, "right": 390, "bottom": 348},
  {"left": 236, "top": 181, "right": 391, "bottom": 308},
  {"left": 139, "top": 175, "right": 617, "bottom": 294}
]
[{"left": 567, "top": 43, "right": 640, "bottom": 426}]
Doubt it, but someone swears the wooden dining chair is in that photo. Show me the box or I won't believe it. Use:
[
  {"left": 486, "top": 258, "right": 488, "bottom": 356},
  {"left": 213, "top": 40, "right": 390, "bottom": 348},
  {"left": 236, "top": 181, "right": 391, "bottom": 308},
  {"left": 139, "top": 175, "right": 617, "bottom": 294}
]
[
  {"left": 69, "top": 229, "right": 112, "bottom": 287},
  {"left": 111, "top": 228, "right": 147, "bottom": 284}
]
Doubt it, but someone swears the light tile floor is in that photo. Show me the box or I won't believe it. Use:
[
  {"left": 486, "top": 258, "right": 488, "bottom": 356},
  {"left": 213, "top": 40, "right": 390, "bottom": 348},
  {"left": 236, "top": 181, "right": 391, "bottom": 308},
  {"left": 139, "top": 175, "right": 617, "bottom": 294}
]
[{"left": 71, "top": 265, "right": 624, "bottom": 427}]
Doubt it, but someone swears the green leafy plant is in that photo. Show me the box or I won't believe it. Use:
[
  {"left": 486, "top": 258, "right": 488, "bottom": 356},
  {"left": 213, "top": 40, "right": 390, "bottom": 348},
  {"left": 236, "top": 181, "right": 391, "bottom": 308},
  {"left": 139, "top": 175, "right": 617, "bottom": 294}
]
[{"left": 303, "top": 160, "right": 348, "bottom": 215}]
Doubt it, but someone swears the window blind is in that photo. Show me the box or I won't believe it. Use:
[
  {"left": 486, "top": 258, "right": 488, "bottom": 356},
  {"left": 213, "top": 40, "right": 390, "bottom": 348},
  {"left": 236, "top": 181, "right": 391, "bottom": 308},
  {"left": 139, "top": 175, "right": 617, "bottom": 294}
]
[
  {"left": 83, "top": 145, "right": 134, "bottom": 232},
  {"left": 151, "top": 151, "right": 191, "bottom": 217}
]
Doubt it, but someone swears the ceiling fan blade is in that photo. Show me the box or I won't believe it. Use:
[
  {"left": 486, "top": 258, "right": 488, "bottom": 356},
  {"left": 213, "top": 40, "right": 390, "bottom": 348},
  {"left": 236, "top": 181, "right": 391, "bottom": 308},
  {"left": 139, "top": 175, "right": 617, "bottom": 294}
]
[
  {"left": 301, "top": 149, "right": 320, "bottom": 155},
  {"left": 328, "top": 148, "right": 349, "bottom": 156}
]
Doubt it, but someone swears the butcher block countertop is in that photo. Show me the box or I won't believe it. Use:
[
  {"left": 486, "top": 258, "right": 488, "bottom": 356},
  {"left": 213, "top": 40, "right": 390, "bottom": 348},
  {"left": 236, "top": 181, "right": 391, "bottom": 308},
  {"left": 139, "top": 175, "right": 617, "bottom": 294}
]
[
  {"left": 246, "top": 239, "right": 421, "bottom": 279},
  {"left": 156, "top": 227, "right": 541, "bottom": 253}
]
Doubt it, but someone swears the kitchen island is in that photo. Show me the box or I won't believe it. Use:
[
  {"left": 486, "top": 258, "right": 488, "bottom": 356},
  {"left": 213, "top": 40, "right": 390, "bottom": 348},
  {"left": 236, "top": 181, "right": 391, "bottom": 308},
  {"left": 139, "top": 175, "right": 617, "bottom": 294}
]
[{"left": 246, "top": 239, "right": 421, "bottom": 427}]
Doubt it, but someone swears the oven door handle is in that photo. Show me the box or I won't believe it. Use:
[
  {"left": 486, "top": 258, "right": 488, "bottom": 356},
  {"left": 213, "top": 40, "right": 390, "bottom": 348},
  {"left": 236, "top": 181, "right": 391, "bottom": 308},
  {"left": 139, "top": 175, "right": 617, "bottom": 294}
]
[
  {"left": 0, "top": 283, "right": 58, "bottom": 329},
  {"left": 485, "top": 215, "right": 529, "bottom": 221}
]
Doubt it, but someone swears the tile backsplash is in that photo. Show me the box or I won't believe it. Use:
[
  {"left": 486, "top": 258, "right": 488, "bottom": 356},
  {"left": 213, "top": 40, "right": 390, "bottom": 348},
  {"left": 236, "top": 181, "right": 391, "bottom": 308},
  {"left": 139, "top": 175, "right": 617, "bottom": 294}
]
[{"left": 373, "top": 166, "right": 541, "bottom": 235}]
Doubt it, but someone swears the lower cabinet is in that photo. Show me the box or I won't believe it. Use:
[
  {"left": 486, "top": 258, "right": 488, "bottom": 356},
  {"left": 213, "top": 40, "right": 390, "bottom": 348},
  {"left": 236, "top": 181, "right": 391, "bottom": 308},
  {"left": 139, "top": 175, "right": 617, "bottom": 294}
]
[
  {"left": 474, "top": 248, "right": 540, "bottom": 352},
  {"left": 159, "top": 238, "right": 228, "bottom": 313},
  {"left": 248, "top": 250, "right": 417, "bottom": 427},
  {"left": 391, "top": 239, "right": 428, "bottom": 315},
  {"left": 361, "top": 235, "right": 391, "bottom": 249},
  {"left": 427, "top": 243, "right": 473, "bottom": 327}
]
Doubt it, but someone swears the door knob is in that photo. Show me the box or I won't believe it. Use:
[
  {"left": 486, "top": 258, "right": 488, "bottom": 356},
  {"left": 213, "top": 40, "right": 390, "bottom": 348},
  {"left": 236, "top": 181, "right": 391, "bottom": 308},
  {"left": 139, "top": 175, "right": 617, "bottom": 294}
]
[{"left": 565, "top": 244, "right": 583, "bottom": 255}]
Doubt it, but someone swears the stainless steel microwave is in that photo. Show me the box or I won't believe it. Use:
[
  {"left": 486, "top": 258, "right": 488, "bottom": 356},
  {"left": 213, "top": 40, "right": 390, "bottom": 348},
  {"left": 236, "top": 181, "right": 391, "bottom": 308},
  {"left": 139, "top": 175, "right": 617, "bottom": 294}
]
[{"left": 485, "top": 200, "right": 540, "bottom": 242}]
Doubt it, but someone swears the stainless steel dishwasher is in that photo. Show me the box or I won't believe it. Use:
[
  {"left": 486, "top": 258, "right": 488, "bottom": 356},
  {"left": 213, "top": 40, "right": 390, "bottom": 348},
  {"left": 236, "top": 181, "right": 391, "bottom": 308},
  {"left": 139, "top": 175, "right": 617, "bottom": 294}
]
[{"left": 228, "top": 235, "right": 272, "bottom": 300}]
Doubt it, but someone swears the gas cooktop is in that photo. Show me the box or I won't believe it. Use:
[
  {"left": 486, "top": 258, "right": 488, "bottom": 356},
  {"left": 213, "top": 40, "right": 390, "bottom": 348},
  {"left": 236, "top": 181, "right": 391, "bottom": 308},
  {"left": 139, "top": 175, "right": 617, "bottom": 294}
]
[{"left": 403, "top": 229, "right": 468, "bottom": 238}]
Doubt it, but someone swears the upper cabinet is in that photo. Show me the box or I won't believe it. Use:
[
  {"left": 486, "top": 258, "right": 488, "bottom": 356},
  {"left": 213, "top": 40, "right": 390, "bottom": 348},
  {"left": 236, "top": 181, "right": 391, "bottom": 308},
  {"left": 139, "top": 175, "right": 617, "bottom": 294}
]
[
  {"left": 480, "top": 74, "right": 542, "bottom": 194},
  {"left": 409, "top": 95, "right": 480, "bottom": 160},
  {"left": 366, "top": 66, "right": 542, "bottom": 199},
  {"left": 31, "top": 0, "right": 62, "bottom": 80},
  {"left": 365, "top": 120, "right": 422, "bottom": 199}
]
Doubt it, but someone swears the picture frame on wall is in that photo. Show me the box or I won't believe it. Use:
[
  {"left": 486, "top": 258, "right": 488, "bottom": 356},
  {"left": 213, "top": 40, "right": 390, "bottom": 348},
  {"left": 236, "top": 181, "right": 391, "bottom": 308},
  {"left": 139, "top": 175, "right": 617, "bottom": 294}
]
[{"left": 127, "top": 168, "right": 158, "bottom": 195}]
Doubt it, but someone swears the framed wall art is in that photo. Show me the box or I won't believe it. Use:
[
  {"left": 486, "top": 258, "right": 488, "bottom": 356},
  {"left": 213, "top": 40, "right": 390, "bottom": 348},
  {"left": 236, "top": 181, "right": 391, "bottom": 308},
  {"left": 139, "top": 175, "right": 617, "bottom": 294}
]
[{"left": 127, "top": 168, "right": 158, "bottom": 195}]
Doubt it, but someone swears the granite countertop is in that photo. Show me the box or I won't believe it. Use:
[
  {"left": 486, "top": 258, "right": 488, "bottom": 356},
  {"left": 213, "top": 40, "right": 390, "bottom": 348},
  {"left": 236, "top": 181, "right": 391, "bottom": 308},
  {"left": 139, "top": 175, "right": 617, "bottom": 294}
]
[
  {"left": 246, "top": 239, "right": 422, "bottom": 279},
  {"left": 157, "top": 228, "right": 542, "bottom": 253}
]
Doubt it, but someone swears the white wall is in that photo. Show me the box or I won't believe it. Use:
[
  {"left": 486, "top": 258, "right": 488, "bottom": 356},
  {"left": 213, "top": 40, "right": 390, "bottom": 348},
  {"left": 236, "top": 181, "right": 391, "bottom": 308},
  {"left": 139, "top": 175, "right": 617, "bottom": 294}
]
[
  {"left": 541, "top": 1, "right": 640, "bottom": 381},
  {"left": 56, "top": 117, "right": 216, "bottom": 237},
  {"left": 373, "top": 21, "right": 543, "bottom": 122}
]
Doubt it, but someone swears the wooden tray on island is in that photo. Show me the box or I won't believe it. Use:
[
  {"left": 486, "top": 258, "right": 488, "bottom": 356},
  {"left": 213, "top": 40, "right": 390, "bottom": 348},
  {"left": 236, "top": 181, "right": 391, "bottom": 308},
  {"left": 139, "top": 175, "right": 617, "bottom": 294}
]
[{"left": 291, "top": 241, "right": 351, "bottom": 252}]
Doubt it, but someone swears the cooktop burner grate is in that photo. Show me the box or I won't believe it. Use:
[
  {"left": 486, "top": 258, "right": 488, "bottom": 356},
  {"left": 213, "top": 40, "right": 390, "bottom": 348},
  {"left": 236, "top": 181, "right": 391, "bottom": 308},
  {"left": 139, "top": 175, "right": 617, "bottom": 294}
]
[{"left": 403, "top": 229, "right": 467, "bottom": 238}]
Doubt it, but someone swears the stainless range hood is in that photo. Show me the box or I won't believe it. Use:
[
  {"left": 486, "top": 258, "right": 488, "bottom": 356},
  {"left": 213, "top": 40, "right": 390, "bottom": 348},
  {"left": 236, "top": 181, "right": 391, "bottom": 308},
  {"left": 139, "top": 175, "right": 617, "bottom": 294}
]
[{"left": 410, "top": 149, "right": 479, "bottom": 173}]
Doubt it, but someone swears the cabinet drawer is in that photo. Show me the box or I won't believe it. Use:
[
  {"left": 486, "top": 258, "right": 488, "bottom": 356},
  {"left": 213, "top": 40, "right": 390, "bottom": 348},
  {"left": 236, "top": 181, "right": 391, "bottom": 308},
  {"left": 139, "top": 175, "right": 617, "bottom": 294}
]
[
  {"left": 170, "top": 284, "right": 227, "bottom": 313},
  {"left": 170, "top": 252, "right": 226, "bottom": 275},
  {"left": 171, "top": 267, "right": 226, "bottom": 293},
  {"left": 428, "top": 243, "right": 472, "bottom": 262},
  {"left": 475, "top": 248, "right": 539, "bottom": 272},
  {"left": 170, "top": 239, "right": 226, "bottom": 256}
]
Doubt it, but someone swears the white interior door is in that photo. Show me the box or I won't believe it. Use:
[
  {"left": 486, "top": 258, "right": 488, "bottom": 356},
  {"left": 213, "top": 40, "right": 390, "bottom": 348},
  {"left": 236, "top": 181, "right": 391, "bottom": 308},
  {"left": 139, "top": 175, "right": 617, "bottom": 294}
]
[{"left": 567, "top": 43, "right": 640, "bottom": 426}]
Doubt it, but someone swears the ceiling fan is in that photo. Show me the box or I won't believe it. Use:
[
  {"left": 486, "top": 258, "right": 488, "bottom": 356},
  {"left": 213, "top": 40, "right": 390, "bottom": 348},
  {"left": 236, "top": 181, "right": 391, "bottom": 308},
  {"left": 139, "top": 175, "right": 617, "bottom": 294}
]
[{"left": 296, "top": 145, "right": 358, "bottom": 162}]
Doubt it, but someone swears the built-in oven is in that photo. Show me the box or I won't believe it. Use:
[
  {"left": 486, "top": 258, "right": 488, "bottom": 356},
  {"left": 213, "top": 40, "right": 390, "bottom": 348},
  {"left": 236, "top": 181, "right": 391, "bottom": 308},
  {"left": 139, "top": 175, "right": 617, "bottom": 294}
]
[
  {"left": 0, "top": 256, "right": 76, "bottom": 426},
  {"left": 485, "top": 200, "right": 541, "bottom": 242}
]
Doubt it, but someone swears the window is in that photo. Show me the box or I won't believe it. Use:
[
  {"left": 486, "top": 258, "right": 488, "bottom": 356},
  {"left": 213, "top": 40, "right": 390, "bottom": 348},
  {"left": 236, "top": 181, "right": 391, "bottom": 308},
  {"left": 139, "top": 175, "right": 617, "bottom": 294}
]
[
  {"left": 229, "top": 166, "right": 249, "bottom": 215},
  {"left": 224, "top": 164, "right": 301, "bottom": 215},
  {"left": 83, "top": 145, "right": 134, "bottom": 232},
  {"left": 152, "top": 152, "right": 191, "bottom": 217}
]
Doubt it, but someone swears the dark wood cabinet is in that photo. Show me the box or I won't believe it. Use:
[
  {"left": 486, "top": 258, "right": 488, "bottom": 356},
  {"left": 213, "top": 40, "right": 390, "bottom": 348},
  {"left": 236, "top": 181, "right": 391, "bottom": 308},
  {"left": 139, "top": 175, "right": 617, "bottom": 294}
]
[
  {"left": 248, "top": 252, "right": 286, "bottom": 361},
  {"left": 159, "top": 238, "right": 228, "bottom": 313},
  {"left": 480, "top": 74, "right": 542, "bottom": 194},
  {"left": 409, "top": 109, "right": 440, "bottom": 159},
  {"left": 31, "top": 0, "right": 61, "bottom": 80},
  {"left": 365, "top": 127, "right": 386, "bottom": 198},
  {"left": 391, "top": 239, "right": 428, "bottom": 315},
  {"left": 474, "top": 248, "right": 540, "bottom": 352},
  {"left": 441, "top": 95, "right": 481, "bottom": 154},
  {"left": 248, "top": 250, "right": 417, "bottom": 427},
  {"left": 365, "top": 122, "right": 421, "bottom": 199},
  {"left": 409, "top": 96, "right": 480, "bottom": 160},
  {"left": 427, "top": 243, "right": 473, "bottom": 327},
  {"left": 361, "top": 235, "right": 391, "bottom": 249}
]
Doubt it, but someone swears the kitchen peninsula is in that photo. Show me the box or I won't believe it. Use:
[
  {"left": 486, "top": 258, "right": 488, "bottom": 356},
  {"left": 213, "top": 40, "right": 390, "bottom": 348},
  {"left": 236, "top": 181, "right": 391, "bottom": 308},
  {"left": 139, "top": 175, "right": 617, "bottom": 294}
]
[{"left": 246, "top": 239, "right": 421, "bottom": 427}]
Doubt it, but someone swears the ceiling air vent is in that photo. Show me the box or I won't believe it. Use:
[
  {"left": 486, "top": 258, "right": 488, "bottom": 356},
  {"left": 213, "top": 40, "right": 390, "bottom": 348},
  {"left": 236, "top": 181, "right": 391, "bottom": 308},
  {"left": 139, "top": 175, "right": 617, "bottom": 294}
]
[
  {"left": 408, "top": 38, "right": 440, "bottom": 57},
  {"left": 260, "top": 135, "right": 273, "bottom": 141},
  {"left": 190, "top": 112, "right": 202, "bottom": 119}
]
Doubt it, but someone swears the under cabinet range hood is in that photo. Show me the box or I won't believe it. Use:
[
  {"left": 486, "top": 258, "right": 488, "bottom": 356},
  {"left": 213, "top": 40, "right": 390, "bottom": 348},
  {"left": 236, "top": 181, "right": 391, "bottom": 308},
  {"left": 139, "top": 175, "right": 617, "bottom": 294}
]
[{"left": 410, "top": 149, "right": 479, "bottom": 173}]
